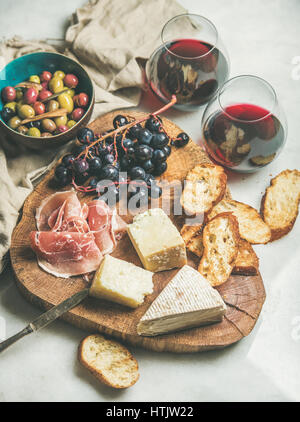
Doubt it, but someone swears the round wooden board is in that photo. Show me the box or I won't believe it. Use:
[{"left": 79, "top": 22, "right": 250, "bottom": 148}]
[{"left": 10, "top": 110, "right": 266, "bottom": 353}]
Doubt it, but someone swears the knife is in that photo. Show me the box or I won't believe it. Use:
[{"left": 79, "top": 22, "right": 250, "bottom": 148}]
[{"left": 0, "top": 288, "right": 90, "bottom": 354}]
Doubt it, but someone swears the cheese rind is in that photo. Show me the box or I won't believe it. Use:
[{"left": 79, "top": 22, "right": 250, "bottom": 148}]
[
  {"left": 90, "top": 255, "right": 153, "bottom": 308},
  {"left": 137, "top": 265, "right": 226, "bottom": 336},
  {"left": 127, "top": 208, "right": 187, "bottom": 272}
]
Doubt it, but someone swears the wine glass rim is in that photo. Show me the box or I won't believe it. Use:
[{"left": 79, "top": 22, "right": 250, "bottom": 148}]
[
  {"left": 217, "top": 75, "right": 278, "bottom": 123},
  {"left": 161, "top": 13, "right": 219, "bottom": 60}
]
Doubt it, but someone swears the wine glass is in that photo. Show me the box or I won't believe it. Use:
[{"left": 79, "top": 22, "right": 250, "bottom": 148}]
[
  {"left": 201, "top": 75, "right": 287, "bottom": 172},
  {"left": 146, "top": 13, "right": 230, "bottom": 111}
]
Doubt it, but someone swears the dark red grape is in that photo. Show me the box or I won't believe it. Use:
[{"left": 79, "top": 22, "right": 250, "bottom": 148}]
[
  {"left": 113, "top": 114, "right": 128, "bottom": 128},
  {"left": 100, "top": 164, "right": 119, "bottom": 181},
  {"left": 77, "top": 128, "right": 94, "bottom": 144},
  {"left": 128, "top": 123, "right": 142, "bottom": 140},
  {"left": 149, "top": 183, "right": 162, "bottom": 198},
  {"left": 135, "top": 145, "right": 153, "bottom": 162},
  {"left": 103, "top": 154, "right": 115, "bottom": 165},
  {"left": 142, "top": 159, "right": 154, "bottom": 173},
  {"left": 54, "top": 165, "right": 72, "bottom": 186},
  {"left": 150, "top": 133, "right": 169, "bottom": 149},
  {"left": 120, "top": 156, "right": 134, "bottom": 171},
  {"left": 152, "top": 149, "right": 167, "bottom": 163},
  {"left": 130, "top": 166, "right": 146, "bottom": 180},
  {"left": 153, "top": 161, "right": 167, "bottom": 176},
  {"left": 174, "top": 132, "right": 189, "bottom": 147},
  {"left": 88, "top": 157, "right": 102, "bottom": 175},
  {"left": 73, "top": 159, "right": 89, "bottom": 174},
  {"left": 161, "top": 145, "right": 171, "bottom": 157},
  {"left": 145, "top": 116, "right": 162, "bottom": 132},
  {"left": 62, "top": 154, "right": 75, "bottom": 168},
  {"left": 137, "top": 128, "right": 153, "bottom": 145}
]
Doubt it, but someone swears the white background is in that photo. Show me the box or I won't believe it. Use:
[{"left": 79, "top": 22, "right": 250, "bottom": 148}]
[{"left": 0, "top": 0, "right": 300, "bottom": 402}]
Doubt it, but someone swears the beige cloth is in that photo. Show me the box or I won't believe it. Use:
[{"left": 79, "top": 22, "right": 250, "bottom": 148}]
[{"left": 0, "top": 0, "right": 185, "bottom": 272}]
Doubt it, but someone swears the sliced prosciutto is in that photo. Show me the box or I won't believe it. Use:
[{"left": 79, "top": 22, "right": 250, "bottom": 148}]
[
  {"left": 31, "top": 190, "right": 127, "bottom": 278},
  {"left": 30, "top": 231, "right": 102, "bottom": 278}
]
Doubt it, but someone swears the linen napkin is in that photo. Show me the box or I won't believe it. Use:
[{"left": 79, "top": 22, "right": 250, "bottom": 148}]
[{"left": 0, "top": 0, "right": 185, "bottom": 272}]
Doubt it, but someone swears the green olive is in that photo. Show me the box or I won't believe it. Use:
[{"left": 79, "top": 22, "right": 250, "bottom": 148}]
[
  {"left": 57, "top": 93, "right": 74, "bottom": 113},
  {"left": 8, "top": 116, "right": 21, "bottom": 129},
  {"left": 49, "top": 77, "right": 64, "bottom": 94},
  {"left": 53, "top": 70, "right": 65, "bottom": 79},
  {"left": 17, "top": 125, "right": 29, "bottom": 135},
  {"left": 65, "top": 89, "right": 75, "bottom": 98},
  {"left": 18, "top": 104, "right": 35, "bottom": 119},
  {"left": 16, "top": 89, "right": 23, "bottom": 101},
  {"left": 42, "top": 119, "right": 56, "bottom": 133},
  {"left": 67, "top": 120, "right": 76, "bottom": 129},
  {"left": 46, "top": 100, "right": 59, "bottom": 112},
  {"left": 29, "top": 75, "right": 40, "bottom": 84},
  {"left": 54, "top": 115, "right": 68, "bottom": 127},
  {"left": 5, "top": 102, "right": 17, "bottom": 112},
  {"left": 27, "top": 127, "right": 41, "bottom": 137}
]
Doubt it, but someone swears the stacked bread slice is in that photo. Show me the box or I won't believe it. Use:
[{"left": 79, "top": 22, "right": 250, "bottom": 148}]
[{"left": 180, "top": 165, "right": 300, "bottom": 287}]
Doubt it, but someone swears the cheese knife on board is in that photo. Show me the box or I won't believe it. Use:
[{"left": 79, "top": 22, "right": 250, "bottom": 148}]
[{"left": 0, "top": 288, "right": 90, "bottom": 353}]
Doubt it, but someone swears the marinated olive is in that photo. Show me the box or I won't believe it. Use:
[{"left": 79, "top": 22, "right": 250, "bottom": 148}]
[
  {"left": 42, "top": 119, "right": 56, "bottom": 133},
  {"left": 18, "top": 105, "right": 35, "bottom": 119},
  {"left": 41, "top": 81, "right": 49, "bottom": 90},
  {"left": 64, "top": 74, "right": 78, "bottom": 89},
  {"left": 27, "top": 127, "right": 41, "bottom": 137},
  {"left": 8, "top": 116, "right": 21, "bottom": 129},
  {"left": 74, "top": 93, "right": 89, "bottom": 108},
  {"left": 57, "top": 93, "right": 74, "bottom": 113},
  {"left": 46, "top": 100, "right": 59, "bottom": 112},
  {"left": 54, "top": 115, "right": 68, "bottom": 127},
  {"left": 72, "top": 108, "right": 85, "bottom": 121},
  {"left": 17, "top": 125, "right": 29, "bottom": 135},
  {"left": 40, "top": 71, "right": 52, "bottom": 82},
  {"left": 53, "top": 70, "right": 65, "bottom": 79},
  {"left": 4, "top": 102, "right": 17, "bottom": 112},
  {"left": 24, "top": 88, "right": 38, "bottom": 105},
  {"left": 2, "top": 86, "right": 16, "bottom": 102},
  {"left": 29, "top": 75, "right": 40, "bottom": 84},
  {"left": 56, "top": 125, "right": 69, "bottom": 133},
  {"left": 41, "top": 132, "right": 51, "bottom": 137},
  {"left": 1, "top": 107, "right": 15, "bottom": 122},
  {"left": 33, "top": 101, "right": 45, "bottom": 115},
  {"left": 38, "top": 90, "right": 52, "bottom": 101},
  {"left": 67, "top": 120, "right": 76, "bottom": 129},
  {"left": 65, "top": 89, "right": 75, "bottom": 98},
  {"left": 15, "top": 89, "right": 23, "bottom": 101},
  {"left": 49, "top": 77, "right": 64, "bottom": 94}
]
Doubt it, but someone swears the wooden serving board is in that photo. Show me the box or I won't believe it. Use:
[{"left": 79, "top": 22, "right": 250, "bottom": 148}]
[{"left": 10, "top": 111, "right": 266, "bottom": 353}]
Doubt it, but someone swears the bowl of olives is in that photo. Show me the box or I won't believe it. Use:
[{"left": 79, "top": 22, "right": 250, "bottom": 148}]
[{"left": 0, "top": 52, "right": 94, "bottom": 150}]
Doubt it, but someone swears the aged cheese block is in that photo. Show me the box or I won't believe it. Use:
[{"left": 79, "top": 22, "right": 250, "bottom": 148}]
[
  {"left": 127, "top": 208, "right": 187, "bottom": 272},
  {"left": 90, "top": 255, "right": 153, "bottom": 308},
  {"left": 137, "top": 265, "right": 226, "bottom": 336}
]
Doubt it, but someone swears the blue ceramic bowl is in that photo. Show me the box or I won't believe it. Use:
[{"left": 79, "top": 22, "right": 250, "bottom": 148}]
[{"left": 0, "top": 52, "right": 94, "bottom": 150}]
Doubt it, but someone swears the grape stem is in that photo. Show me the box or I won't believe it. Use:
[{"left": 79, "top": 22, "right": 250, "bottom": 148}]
[{"left": 76, "top": 95, "right": 177, "bottom": 160}]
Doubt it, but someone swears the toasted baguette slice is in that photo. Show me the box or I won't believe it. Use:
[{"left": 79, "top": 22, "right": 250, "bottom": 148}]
[
  {"left": 181, "top": 223, "right": 203, "bottom": 244},
  {"left": 180, "top": 164, "right": 227, "bottom": 215},
  {"left": 198, "top": 213, "right": 240, "bottom": 286},
  {"left": 187, "top": 233, "right": 204, "bottom": 257},
  {"left": 261, "top": 169, "right": 300, "bottom": 241},
  {"left": 78, "top": 334, "right": 139, "bottom": 389},
  {"left": 232, "top": 239, "right": 259, "bottom": 276},
  {"left": 206, "top": 199, "right": 271, "bottom": 244}
]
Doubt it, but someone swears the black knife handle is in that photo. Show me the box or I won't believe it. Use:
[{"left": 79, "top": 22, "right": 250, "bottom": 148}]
[{"left": 0, "top": 325, "right": 34, "bottom": 353}]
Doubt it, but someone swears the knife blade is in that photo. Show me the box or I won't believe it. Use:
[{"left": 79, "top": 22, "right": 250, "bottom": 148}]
[{"left": 0, "top": 288, "right": 90, "bottom": 353}]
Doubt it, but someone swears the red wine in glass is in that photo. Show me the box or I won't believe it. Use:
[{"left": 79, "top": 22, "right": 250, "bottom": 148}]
[
  {"left": 147, "top": 38, "right": 229, "bottom": 111},
  {"left": 203, "top": 103, "right": 285, "bottom": 171}
]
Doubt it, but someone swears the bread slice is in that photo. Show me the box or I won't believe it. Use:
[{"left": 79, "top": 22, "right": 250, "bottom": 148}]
[
  {"left": 261, "top": 169, "right": 300, "bottom": 241},
  {"left": 78, "top": 334, "right": 139, "bottom": 389},
  {"left": 180, "top": 164, "right": 227, "bottom": 215},
  {"left": 206, "top": 199, "right": 271, "bottom": 244},
  {"left": 198, "top": 213, "right": 240, "bottom": 286},
  {"left": 232, "top": 239, "right": 259, "bottom": 276}
]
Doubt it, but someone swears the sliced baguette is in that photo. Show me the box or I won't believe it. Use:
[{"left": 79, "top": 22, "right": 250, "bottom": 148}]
[
  {"left": 78, "top": 334, "right": 139, "bottom": 389},
  {"left": 180, "top": 164, "right": 227, "bottom": 215},
  {"left": 232, "top": 239, "right": 259, "bottom": 276},
  {"left": 206, "top": 199, "right": 271, "bottom": 244},
  {"left": 198, "top": 213, "right": 240, "bottom": 286},
  {"left": 261, "top": 169, "right": 300, "bottom": 241}
]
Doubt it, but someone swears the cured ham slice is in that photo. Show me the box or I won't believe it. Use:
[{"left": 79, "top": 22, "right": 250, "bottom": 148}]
[
  {"left": 36, "top": 190, "right": 82, "bottom": 231},
  {"left": 30, "top": 231, "right": 103, "bottom": 278},
  {"left": 31, "top": 191, "right": 127, "bottom": 278}
]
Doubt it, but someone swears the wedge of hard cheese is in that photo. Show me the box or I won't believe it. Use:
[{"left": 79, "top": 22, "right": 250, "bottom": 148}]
[
  {"left": 127, "top": 208, "right": 187, "bottom": 272},
  {"left": 90, "top": 255, "right": 153, "bottom": 308},
  {"left": 137, "top": 265, "right": 226, "bottom": 336}
]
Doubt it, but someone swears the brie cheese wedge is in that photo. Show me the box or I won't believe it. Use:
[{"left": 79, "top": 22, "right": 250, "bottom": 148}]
[{"left": 137, "top": 265, "right": 226, "bottom": 336}]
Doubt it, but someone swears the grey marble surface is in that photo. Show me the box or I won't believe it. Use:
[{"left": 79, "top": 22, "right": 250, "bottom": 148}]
[{"left": 0, "top": 0, "right": 300, "bottom": 402}]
